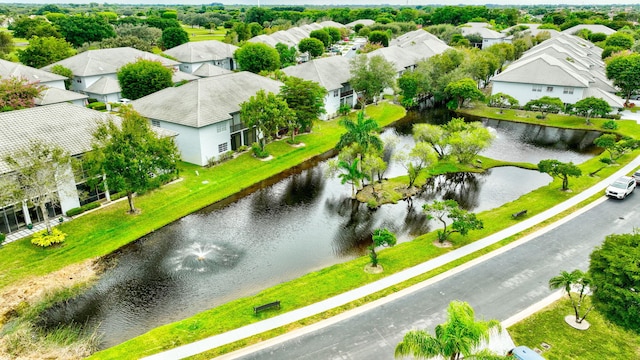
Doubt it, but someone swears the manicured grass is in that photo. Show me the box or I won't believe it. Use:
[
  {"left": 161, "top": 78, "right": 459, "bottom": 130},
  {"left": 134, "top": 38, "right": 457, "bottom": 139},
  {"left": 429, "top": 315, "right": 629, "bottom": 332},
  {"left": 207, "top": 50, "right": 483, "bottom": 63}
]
[
  {"left": 508, "top": 297, "right": 640, "bottom": 359},
  {"left": 91, "top": 141, "right": 640, "bottom": 358},
  {"left": 0, "top": 104, "right": 406, "bottom": 290},
  {"left": 181, "top": 24, "right": 226, "bottom": 42}
]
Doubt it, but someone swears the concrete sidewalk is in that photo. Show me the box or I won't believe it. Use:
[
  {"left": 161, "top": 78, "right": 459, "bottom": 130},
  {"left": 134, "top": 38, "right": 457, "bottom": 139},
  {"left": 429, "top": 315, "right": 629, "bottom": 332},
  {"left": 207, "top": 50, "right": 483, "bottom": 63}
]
[{"left": 143, "top": 155, "right": 640, "bottom": 360}]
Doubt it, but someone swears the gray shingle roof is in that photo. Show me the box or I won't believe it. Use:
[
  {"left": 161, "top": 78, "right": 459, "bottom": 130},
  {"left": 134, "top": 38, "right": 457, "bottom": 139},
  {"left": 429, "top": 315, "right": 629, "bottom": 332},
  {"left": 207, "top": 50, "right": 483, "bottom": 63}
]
[
  {"left": 0, "top": 59, "right": 66, "bottom": 84},
  {"left": 492, "top": 53, "right": 590, "bottom": 88},
  {"left": 42, "top": 47, "right": 180, "bottom": 77},
  {"left": 164, "top": 40, "right": 238, "bottom": 63},
  {"left": 35, "top": 87, "right": 88, "bottom": 106},
  {"left": 282, "top": 55, "right": 352, "bottom": 91},
  {"left": 0, "top": 103, "right": 115, "bottom": 174},
  {"left": 248, "top": 21, "right": 344, "bottom": 49},
  {"left": 583, "top": 87, "right": 625, "bottom": 108},
  {"left": 346, "top": 19, "right": 375, "bottom": 27},
  {"left": 130, "top": 71, "right": 284, "bottom": 128},
  {"left": 366, "top": 46, "right": 419, "bottom": 72},
  {"left": 391, "top": 29, "right": 443, "bottom": 48},
  {"left": 562, "top": 24, "right": 616, "bottom": 36},
  {"left": 84, "top": 76, "right": 121, "bottom": 95},
  {"left": 172, "top": 70, "right": 199, "bottom": 83},
  {"left": 459, "top": 22, "right": 505, "bottom": 39},
  {"left": 192, "top": 63, "right": 233, "bottom": 78}
]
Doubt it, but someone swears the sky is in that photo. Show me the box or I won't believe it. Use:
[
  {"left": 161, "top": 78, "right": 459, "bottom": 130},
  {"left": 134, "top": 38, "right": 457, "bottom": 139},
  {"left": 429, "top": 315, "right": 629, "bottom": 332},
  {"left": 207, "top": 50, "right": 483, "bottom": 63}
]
[{"left": 0, "top": 0, "right": 635, "bottom": 5}]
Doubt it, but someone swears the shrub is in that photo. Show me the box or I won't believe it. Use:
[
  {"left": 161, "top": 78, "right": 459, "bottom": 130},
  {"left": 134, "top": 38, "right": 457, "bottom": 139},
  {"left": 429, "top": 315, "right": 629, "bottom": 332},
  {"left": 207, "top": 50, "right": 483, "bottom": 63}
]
[
  {"left": 31, "top": 228, "right": 66, "bottom": 247},
  {"left": 338, "top": 103, "right": 351, "bottom": 116},
  {"left": 236, "top": 145, "right": 249, "bottom": 153},
  {"left": 87, "top": 102, "right": 106, "bottom": 110},
  {"left": 65, "top": 201, "right": 101, "bottom": 217},
  {"left": 251, "top": 142, "right": 269, "bottom": 158},
  {"left": 599, "top": 157, "right": 613, "bottom": 165},
  {"left": 602, "top": 120, "right": 619, "bottom": 130},
  {"left": 0, "top": 232, "right": 5, "bottom": 245},
  {"left": 535, "top": 114, "right": 545, "bottom": 119},
  {"left": 110, "top": 191, "right": 126, "bottom": 201}
]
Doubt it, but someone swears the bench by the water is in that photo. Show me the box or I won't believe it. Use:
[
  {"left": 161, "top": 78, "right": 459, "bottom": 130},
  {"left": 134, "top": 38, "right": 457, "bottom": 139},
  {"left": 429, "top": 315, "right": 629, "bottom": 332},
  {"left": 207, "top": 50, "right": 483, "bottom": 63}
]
[
  {"left": 512, "top": 210, "right": 527, "bottom": 219},
  {"left": 254, "top": 300, "right": 281, "bottom": 314}
]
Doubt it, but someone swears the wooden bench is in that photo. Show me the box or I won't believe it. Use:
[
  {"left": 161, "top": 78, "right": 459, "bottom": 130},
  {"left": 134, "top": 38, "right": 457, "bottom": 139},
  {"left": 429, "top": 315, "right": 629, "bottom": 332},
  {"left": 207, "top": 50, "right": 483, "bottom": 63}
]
[
  {"left": 254, "top": 300, "right": 281, "bottom": 314},
  {"left": 512, "top": 210, "right": 527, "bottom": 219}
]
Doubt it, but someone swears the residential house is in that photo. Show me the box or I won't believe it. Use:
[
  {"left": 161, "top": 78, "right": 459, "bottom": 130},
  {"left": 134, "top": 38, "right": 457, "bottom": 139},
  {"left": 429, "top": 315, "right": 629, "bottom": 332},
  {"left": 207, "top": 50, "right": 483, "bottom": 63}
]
[
  {"left": 282, "top": 55, "right": 356, "bottom": 120},
  {"left": 390, "top": 29, "right": 451, "bottom": 58},
  {"left": 459, "top": 22, "right": 506, "bottom": 49},
  {"left": 562, "top": 24, "right": 616, "bottom": 36},
  {"left": 501, "top": 24, "right": 561, "bottom": 42},
  {"left": 248, "top": 21, "right": 346, "bottom": 52},
  {"left": 130, "top": 71, "right": 284, "bottom": 166},
  {"left": 345, "top": 19, "right": 375, "bottom": 28},
  {"left": 163, "top": 40, "right": 238, "bottom": 74}
]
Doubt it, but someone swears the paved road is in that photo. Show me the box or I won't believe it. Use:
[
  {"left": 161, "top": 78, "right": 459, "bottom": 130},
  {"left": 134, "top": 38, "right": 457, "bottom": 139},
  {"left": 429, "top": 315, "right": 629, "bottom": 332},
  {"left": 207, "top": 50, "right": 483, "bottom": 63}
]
[{"left": 230, "top": 194, "right": 640, "bottom": 360}]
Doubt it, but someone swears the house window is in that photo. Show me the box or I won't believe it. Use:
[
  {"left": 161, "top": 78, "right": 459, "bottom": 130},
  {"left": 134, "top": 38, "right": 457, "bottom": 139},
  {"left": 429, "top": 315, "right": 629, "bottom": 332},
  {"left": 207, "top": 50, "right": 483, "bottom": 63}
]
[
  {"left": 546, "top": 86, "right": 554, "bottom": 92},
  {"left": 532, "top": 85, "right": 542, "bottom": 92},
  {"left": 76, "top": 79, "right": 82, "bottom": 83},
  {"left": 563, "top": 87, "right": 574, "bottom": 94},
  {"left": 217, "top": 122, "right": 226, "bottom": 133},
  {"left": 334, "top": 90, "right": 339, "bottom": 97},
  {"left": 218, "top": 142, "right": 228, "bottom": 153},
  {"left": 151, "top": 120, "right": 160, "bottom": 127}
]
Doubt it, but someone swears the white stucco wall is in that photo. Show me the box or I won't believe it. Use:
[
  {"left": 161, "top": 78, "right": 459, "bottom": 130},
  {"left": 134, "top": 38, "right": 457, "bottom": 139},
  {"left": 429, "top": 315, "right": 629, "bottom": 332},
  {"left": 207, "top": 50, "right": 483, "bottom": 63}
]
[
  {"left": 200, "top": 121, "right": 231, "bottom": 165},
  {"left": 482, "top": 38, "right": 505, "bottom": 49},
  {"left": 153, "top": 119, "right": 233, "bottom": 166},
  {"left": 43, "top": 79, "right": 66, "bottom": 90},
  {"left": 322, "top": 88, "right": 341, "bottom": 120},
  {"left": 72, "top": 75, "right": 111, "bottom": 92},
  {"left": 155, "top": 121, "right": 201, "bottom": 166},
  {"left": 57, "top": 163, "right": 80, "bottom": 214},
  {"left": 492, "top": 81, "right": 585, "bottom": 105}
]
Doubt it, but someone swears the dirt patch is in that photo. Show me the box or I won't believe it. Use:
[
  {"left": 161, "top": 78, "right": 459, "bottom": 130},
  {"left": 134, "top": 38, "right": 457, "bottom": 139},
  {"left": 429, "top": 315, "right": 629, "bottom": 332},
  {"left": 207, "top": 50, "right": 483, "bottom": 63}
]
[{"left": 433, "top": 240, "right": 453, "bottom": 248}]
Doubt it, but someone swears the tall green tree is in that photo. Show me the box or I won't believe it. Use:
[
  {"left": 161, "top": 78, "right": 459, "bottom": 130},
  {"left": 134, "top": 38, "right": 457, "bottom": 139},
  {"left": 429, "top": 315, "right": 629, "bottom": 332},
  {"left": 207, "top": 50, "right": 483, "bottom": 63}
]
[
  {"left": 279, "top": 76, "right": 326, "bottom": 139},
  {"left": 234, "top": 42, "right": 280, "bottom": 74},
  {"left": 423, "top": 199, "right": 484, "bottom": 244},
  {"left": 115, "top": 23, "right": 162, "bottom": 45},
  {"left": 395, "top": 301, "right": 501, "bottom": 360},
  {"left": 393, "top": 141, "right": 438, "bottom": 188},
  {"left": 524, "top": 96, "right": 564, "bottom": 118},
  {"left": 298, "top": 37, "right": 325, "bottom": 59},
  {"left": 337, "top": 158, "right": 367, "bottom": 198},
  {"left": 448, "top": 121, "right": 494, "bottom": 164},
  {"left": 309, "top": 29, "right": 330, "bottom": 47},
  {"left": 50, "top": 64, "right": 73, "bottom": 90},
  {"left": 240, "top": 89, "right": 294, "bottom": 152},
  {"left": 9, "top": 16, "right": 60, "bottom": 39},
  {"left": 0, "top": 31, "right": 14, "bottom": 59},
  {"left": 350, "top": 54, "right": 396, "bottom": 106},
  {"left": 275, "top": 42, "right": 297, "bottom": 68},
  {"left": 86, "top": 106, "right": 180, "bottom": 214},
  {"left": 537, "top": 159, "right": 582, "bottom": 191},
  {"left": 573, "top": 97, "right": 611, "bottom": 125},
  {"left": 487, "top": 92, "right": 518, "bottom": 113},
  {"left": 117, "top": 59, "right": 173, "bottom": 100},
  {"left": 444, "top": 77, "right": 485, "bottom": 109},
  {"left": 336, "top": 110, "right": 383, "bottom": 157},
  {"left": 589, "top": 231, "right": 640, "bottom": 333},
  {"left": 17, "top": 36, "right": 74, "bottom": 68},
  {"left": 368, "top": 228, "right": 396, "bottom": 268},
  {"left": 0, "top": 77, "right": 44, "bottom": 111},
  {"left": 605, "top": 52, "right": 640, "bottom": 103},
  {"left": 52, "top": 15, "right": 116, "bottom": 47},
  {"left": 368, "top": 30, "right": 390, "bottom": 47},
  {"left": 592, "top": 134, "right": 637, "bottom": 162},
  {"left": 4, "top": 141, "right": 71, "bottom": 235},
  {"left": 161, "top": 26, "right": 189, "bottom": 49},
  {"left": 549, "top": 269, "right": 595, "bottom": 324}
]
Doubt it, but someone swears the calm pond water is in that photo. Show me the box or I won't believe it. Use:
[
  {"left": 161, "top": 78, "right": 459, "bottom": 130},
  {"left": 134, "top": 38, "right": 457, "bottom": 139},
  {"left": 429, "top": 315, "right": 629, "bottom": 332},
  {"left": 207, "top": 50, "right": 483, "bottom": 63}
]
[{"left": 41, "top": 111, "right": 600, "bottom": 347}]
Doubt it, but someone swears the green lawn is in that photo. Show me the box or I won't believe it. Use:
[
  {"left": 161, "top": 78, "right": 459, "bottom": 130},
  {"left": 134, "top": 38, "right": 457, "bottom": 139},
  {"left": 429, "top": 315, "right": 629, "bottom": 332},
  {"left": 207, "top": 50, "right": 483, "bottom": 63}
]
[
  {"left": 509, "top": 297, "right": 640, "bottom": 359},
  {"left": 181, "top": 24, "right": 226, "bottom": 42}
]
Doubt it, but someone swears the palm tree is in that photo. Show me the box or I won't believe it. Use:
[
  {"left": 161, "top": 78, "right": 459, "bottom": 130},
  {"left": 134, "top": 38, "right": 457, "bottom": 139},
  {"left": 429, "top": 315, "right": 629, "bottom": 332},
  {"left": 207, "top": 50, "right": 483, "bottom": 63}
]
[
  {"left": 395, "top": 301, "right": 501, "bottom": 360},
  {"left": 337, "top": 159, "right": 368, "bottom": 198},
  {"left": 548, "top": 269, "right": 595, "bottom": 324},
  {"left": 336, "top": 110, "right": 383, "bottom": 156}
]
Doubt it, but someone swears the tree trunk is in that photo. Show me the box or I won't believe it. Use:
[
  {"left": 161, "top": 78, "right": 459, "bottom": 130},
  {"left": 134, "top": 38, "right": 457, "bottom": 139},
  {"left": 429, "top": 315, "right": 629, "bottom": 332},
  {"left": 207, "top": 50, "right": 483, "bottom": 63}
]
[
  {"left": 127, "top": 191, "right": 136, "bottom": 213},
  {"left": 369, "top": 246, "right": 378, "bottom": 267},
  {"left": 562, "top": 175, "right": 569, "bottom": 191},
  {"left": 39, "top": 201, "right": 52, "bottom": 235}
]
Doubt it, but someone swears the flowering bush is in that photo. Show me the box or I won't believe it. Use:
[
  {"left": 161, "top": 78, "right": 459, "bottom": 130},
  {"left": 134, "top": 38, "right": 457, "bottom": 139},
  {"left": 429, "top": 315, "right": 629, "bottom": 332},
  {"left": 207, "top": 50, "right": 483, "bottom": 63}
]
[{"left": 31, "top": 228, "right": 66, "bottom": 247}]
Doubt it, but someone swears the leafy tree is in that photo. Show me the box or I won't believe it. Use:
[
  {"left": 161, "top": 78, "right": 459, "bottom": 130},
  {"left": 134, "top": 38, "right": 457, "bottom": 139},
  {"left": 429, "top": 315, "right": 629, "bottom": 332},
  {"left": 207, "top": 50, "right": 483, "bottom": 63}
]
[
  {"left": 115, "top": 24, "right": 162, "bottom": 46},
  {"left": 86, "top": 106, "right": 180, "bottom": 214},
  {"left": 309, "top": 29, "right": 330, "bottom": 47},
  {"left": 573, "top": 97, "right": 611, "bottom": 125},
  {"left": 0, "top": 77, "right": 44, "bottom": 111},
  {"left": 549, "top": 269, "right": 595, "bottom": 324},
  {"left": 593, "top": 134, "right": 638, "bottom": 162},
  {"left": 589, "top": 32, "right": 608, "bottom": 43},
  {"left": 143, "top": 16, "right": 181, "bottom": 31},
  {"left": 275, "top": 42, "right": 297, "bottom": 68},
  {"left": 368, "top": 228, "right": 396, "bottom": 268},
  {"left": 337, "top": 158, "right": 367, "bottom": 198},
  {"left": 589, "top": 231, "right": 640, "bottom": 333},
  {"left": 161, "top": 26, "right": 189, "bottom": 50},
  {"left": 423, "top": 199, "right": 483, "bottom": 244},
  {"left": 324, "top": 27, "right": 342, "bottom": 44},
  {"left": 361, "top": 152, "right": 388, "bottom": 188},
  {"left": 350, "top": 54, "right": 396, "bottom": 106},
  {"left": 98, "top": 35, "right": 153, "bottom": 52},
  {"left": 537, "top": 159, "right": 582, "bottom": 191},
  {"left": 465, "top": 49, "right": 499, "bottom": 88},
  {"left": 445, "top": 77, "right": 485, "bottom": 109},
  {"left": 337, "top": 111, "right": 383, "bottom": 157},
  {"left": 0, "top": 31, "right": 14, "bottom": 59},
  {"left": 298, "top": 37, "right": 325, "bottom": 59},
  {"left": 53, "top": 15, "right": 116, "bottom": 47},
  {"left": 487, "top": 92, "right": 518, "bottom": 113},
  {"left": 524, "top": 96, "right": 564, "bottom": 118},
  {"left": 234, "top": 42, "right": 280, "bottom": 74},
  {"left": 4, "top": 141, "right": 72, "bottom": 234},
  {"left": 8, "top": 17, "right": 59, "bottom": 39},
  {"left": 605, "top": 52, "right": 640, "bottom": 103},
  {"left": 605, "top": 32, "right": 634, "bottom": 50},
  {"left": 17, "top": 36, "right": 74, "bottom": 68},
  {"left": 413, "top": 123, "right": 447, "bottom": 158},
  {"left": 394, "top": 141, "right": 438, "bottom": 188},
  {"left": 368, "top": 30, "right": 390, "bottom": 47},
  {"left": 395, "top": 301, "right": 501, "bottom": 360},
  {"left": 117, "top": 59, "right": 173, "bottom": 100},
  {"left": 397, "top": 71, "right": 421, "bottom": 108},
  {"left": 279, "top": 76, "right": 326, "bottom": 139},
  {"left": 448, "top": 121, "right": 494, "bottom": 164},
  {"left": 50, "top": 64, "right": 73, "bottom": 90},
  {"left": 240, "top": 89, "right": 294, "bottom": 152}
]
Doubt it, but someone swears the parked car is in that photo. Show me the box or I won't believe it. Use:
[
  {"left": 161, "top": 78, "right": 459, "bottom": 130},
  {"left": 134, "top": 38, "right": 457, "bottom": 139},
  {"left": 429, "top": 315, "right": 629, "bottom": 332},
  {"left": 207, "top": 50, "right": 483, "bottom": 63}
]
[
  {"left": 507, "top": 346, "right": 546, "bottom": 359},
  {"left": 605, "top": 176, "right": 636, "bottom": 199},
  {"left": 633, "top": 170, "right": 640, "bottom": 184}
]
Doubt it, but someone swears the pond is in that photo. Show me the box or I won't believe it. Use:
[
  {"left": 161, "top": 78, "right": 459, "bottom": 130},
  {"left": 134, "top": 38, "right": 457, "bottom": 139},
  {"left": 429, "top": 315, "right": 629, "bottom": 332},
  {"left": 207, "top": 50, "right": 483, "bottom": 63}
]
[{"left": 40, "top": 111, "right": 600, "bottom": 348}]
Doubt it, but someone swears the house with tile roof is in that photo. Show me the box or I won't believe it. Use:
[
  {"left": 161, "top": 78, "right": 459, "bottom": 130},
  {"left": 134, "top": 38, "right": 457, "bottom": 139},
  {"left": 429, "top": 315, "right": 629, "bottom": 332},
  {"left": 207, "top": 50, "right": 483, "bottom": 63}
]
[
  {"left": 282, "top": 55, "right": 356, "bottom": 120},
  {"left": 163, "top": 40, "right": 238, "bottom": 74},
  {"left": 390, "top": 29, "right": 451, "bottom": 58},
  {"left": 41, "top": 47, "right": 193, "bottom": 103},
  {"left": 248, "top": 21, "right": 346, "bottom": 50},
  {"left": 459, "top": 22, "right": 506, "bottom": 49},
  {"left": 491, "top": 34, "right": 624, "bottom": 110},
  {"left": 131, "top": 71, "right": 284, "bottom": 166}
]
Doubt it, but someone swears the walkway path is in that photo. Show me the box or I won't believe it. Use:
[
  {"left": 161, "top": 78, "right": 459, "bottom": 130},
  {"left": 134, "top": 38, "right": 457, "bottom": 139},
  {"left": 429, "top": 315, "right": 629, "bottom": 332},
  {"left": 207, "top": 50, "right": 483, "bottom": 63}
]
[{"left": 142, "top": 154, "right": 639, "bottom": 359}]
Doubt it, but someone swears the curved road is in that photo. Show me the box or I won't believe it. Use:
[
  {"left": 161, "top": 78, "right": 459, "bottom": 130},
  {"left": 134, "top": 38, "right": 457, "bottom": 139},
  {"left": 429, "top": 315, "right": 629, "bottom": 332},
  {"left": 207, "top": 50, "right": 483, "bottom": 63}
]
[{"left": 227, "top": 194, "right": 639, "bottom": 359}]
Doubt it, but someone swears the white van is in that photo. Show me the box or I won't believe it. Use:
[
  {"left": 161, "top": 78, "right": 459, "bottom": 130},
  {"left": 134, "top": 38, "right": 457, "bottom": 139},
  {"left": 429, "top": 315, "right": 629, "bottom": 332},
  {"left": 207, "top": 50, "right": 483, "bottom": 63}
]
[{"left": 507, "top": 346, "right": 546, "bottom": 359}]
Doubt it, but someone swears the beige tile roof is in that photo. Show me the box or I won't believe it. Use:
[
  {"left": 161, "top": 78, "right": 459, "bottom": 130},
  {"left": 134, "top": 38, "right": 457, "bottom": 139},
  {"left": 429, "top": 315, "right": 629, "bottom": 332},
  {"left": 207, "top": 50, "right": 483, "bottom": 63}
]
[
  {"left": 164, "top": 40, "right": 238, "bottom": 63},
  {"left": 282, "top": 55, "right": 351, "bottom": 91},
  {"left": 130, "top": 71, "right": 283, "bottom": 128},
  {"left": 42, "top": 47, "right": 180, "bottom": 77}
]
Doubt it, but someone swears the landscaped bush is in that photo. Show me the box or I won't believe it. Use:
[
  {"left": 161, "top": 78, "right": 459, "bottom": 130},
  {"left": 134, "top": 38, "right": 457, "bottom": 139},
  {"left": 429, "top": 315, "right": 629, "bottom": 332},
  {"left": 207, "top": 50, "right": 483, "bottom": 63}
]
[
  {"left": 236, "top": 145, "right": 249, "bottom": 153},
  {"left": 600, "top": 157, "right": 613, "bottom": 165},
  {"left": 65, "top": 201, "right": 101, "bottom": 217},
  {"left": 602, "top": 120, "right": 619, "bottom": 130},
  {"left": 0, "top": 232, "right": 5, "bottom": 245},
  {"left": 603, "top": 114, "right": 622, "bottom": 120},
  {"left": 251, "top": 142, "right": 269, "bottom": 158},
  {"left": 87, "top": 102, "right": 106, "bottom": 110},
  {"left": 206, "top": 151, "right": 235, "bottom": 167},
  {"left": 31, "top": 228, "right": 66, "bottom": 247},
  {"left": 110, "top": 191, "right": 126, "bottom": 201}
]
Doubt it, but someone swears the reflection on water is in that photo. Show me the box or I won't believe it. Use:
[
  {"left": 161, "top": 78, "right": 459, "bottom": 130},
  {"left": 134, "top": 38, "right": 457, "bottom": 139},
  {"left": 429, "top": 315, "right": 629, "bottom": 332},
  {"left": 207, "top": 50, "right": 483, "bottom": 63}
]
[{"left": 40, "top": 112, "right": 599, "bottom": 348}]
